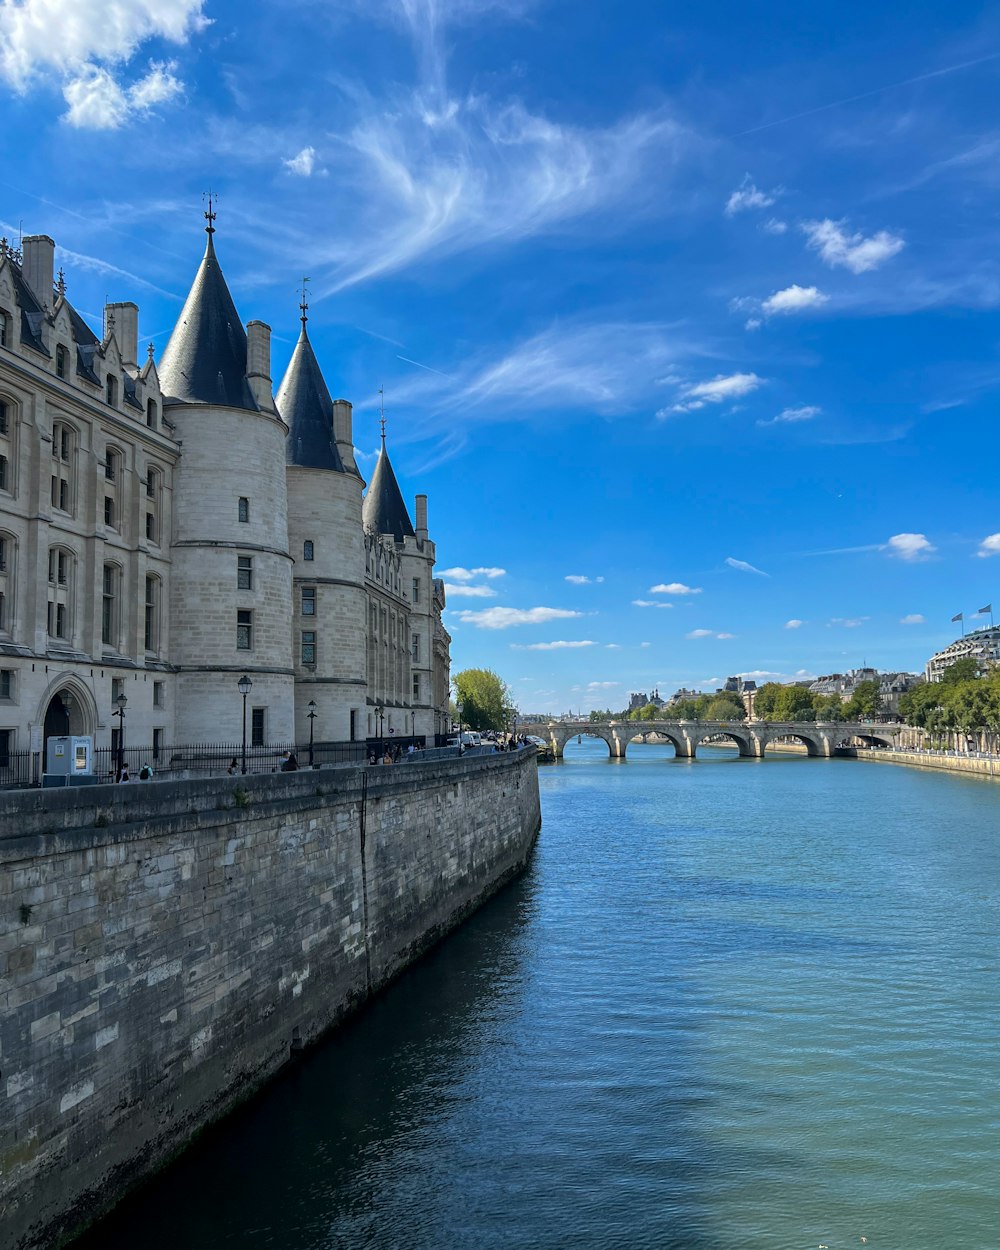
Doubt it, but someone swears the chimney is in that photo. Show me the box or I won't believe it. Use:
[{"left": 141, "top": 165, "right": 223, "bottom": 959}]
[
  {"left": 246, "top": 320, "right": 274, "bottom": 410},
  {"left": 22, "top": 235, "right": 55, "bottom": 310},
  {"left": 105, "top": 301, "right": 139, "bottom": 366},
  {"left": 333, "top": 398, "right": 357, "bottom": 472},
  {"left": 415, "top": 494, "right": 428, "bottom": 542}
]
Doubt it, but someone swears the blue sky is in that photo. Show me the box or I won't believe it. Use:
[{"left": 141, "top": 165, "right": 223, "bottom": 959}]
[{"left": 2, "top": 0, "right": 1000, "bottom": 713}]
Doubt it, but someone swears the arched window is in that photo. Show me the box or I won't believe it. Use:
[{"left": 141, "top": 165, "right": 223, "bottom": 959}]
[
  {"left": 55, "top": 344, "right": 68, "bottom": 379},
  {"left": 104, "top": 446, "right": 122, "bottom": 532},
  {"left": 101, "top": 563, "right": 121, "bottom": 649},
  {"left": 0, "top": 532, "right": 13, "bottom": 635},
  {"left": 106, "top": 373, "right": 118, "bottom": 407},
  {"left": 0, "top": 309, "right": 10, "bottom": 349},
  {"left": 50, "top": 421, "right": 75, "bottom": 514},
  {"left": 46, "top": 546, "right": 74, "bottom": 641},
  {"left": 146, "top": 398, "right": 157, "bottom": 430},
  {"left": 303, "top": 539, "right": 314, "bottom": 561},
  {"left": 144, "top": 575, "right": 160, "bottom": 653},
  {"left": 145, "top": 466, "right": 161, "bottom": 544},
  {"left": 238, "top": 496, "right": 249, "bottom": 523}
]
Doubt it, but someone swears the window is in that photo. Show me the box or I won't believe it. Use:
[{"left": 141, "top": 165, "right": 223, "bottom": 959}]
[
  {"left": 237, "top": 555, "right": 253, "bottom": 590},
  {"left": 238, "top": 496, "right": 249, "bottom": 523},
  {"left": 0, "top": 729, "right": 10, "bottom": 769},
  {"left": 146, "top": 399, "right": 157, "bottom": 430},
  {"left": 153, "top": 681, "right": 164, "bottom": 708},
  {"left": 301, "top": 630, "right": 316, "bottom": 666},
  {"left": 112, "top": 677, "right": 124, "bottom": 702},
  {"left": 145, "top": 512, "right": 156, "bottom": 542},
  {"left": 104, "top": 496, "right": 115, "bottom": 528},
  {"left": 412, "top": 577, "right": 420, "bottom": 603},
  {"left": 0, "top": 311, "right": 10, "bottom": 348},
  {"left": 49, "top": 549, "right": 69, "bottom": 585},
  {"left": 237, "top": 609, "right": 253, "bottom": 650},
  {"left": 0, "top": 455, "right": 6, "bottom": 492},
  {"left": 0, "top": 401, "right": 7, "bottom": 435},
  {"left": 301, "top": 586, "right": 315, "bottom": 616},
  {"left": 303, "top": 540, "right": 314, "bottom": 561},
  {"left": 0, "top": 536, "right": 6, "bottom": 571},
  {"left": 104, "top": 449, "right": 118, "bottom": 482},
  {"left": 50, "top": 475, "right": 69, "bottom": 511},
  {"left": 412, "top": 633, "right": 420, "bottom": 662},
  {"left": 56, "top": 344, "right": 68, "bottom": 379},
  {"left": 144, "top": 576, "right": 159, "bottom": 651},
  {"left": 47, "top": 601, "right": 67, "bottom": 639},
  {"left": 106, "top": 374, "right": 118, "bottom": 407},
  {"left": 0, "top": 669, "right": 12, "bottom": 700},
  {"left": 412, "top": 672, "right": 420, "bottom": 699},
  {"left": 50, "top": 423, "right": 73, "bottom": 514},
  {"left": 102, "top": 564, "right": 119, "bottom": 647},
  {"left": 145, "top": 469, "right": 158, "bottom": 498},
  {"left": 251, "top": 707, "right": 266, "bottom": 747},
  {"left": 153, "top": 727, "right": 164, "bottom": 760}
]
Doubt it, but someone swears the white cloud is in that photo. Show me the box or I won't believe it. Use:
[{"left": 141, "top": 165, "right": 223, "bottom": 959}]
[
  {"left": 802, "top": 218, "right": 905, "bottom": 274},
  {"left": 565, "top": 574, "right": 605, "bottom": 584},
  {"left": 439, "top": 566, "right": 506, "bottom": 581},
  {"left": 605, "top": 643, "right": 622, "bottom": 649},
  {"left": 762, "top": 218, "right": 787, "bottom": 235},
  {"left": 668, "top": 372, "right": 763, "bottom": 415},
  {"left": 456, "top": 606, "right": 583, "bottom": 629},
  {"left": 785, "top": 619, "right": 803, "bottom": 629},
  {"left": 61, "top": 65, "right": 127, "bottom": 128},
  {"left": 511, "top": 640, "right": 597, "bottom": 650},
  {"left": 443, "top": 583, "right": 498, "bottom": 598},
  {"left": 632, "top": 599, "right": 672, "bottom": 609},
  {"left": 725, "top": 556, "right": 768, "bottom": 576},
  {"left": 716, "top": 632, "right": 736, "bottom": 640},
  {"left": 829, "top": 616, "right": 870, "bottom": 628},
  {"left": 744, "top": 317, "right": 762, "bottom": 331},
  {"left": 725, "top": 174, "right": 778, "bottom": 215},
  {"left": 900, "top": 614, "right": 926, "bottom": 625},
  {"left": 587, "top": 680, "right": 619, "bottom": 689},
  {"left": 976, "top": 533, "right": 1000, "bottom": 558},
  {"left": 650, "top": 582, "right": 701, "bottom": 595},
  {"left": 758, "top": 405, "right": 821, "bottom": 427},
  {"left": 886, "top": 532, "right": 935, "bottom": 561},
  {"left": 686, "top": 629, "right": 714, "bottom": 639},
  {"left": 761, "top": 284, "right": 829, "bottom": 316},
  {"left": 284, "top": 146, "right": 317, "bottom": 177}
]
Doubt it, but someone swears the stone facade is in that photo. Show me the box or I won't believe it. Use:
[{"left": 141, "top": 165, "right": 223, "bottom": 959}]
[
  {"left": 0, "top": 226, "right": 451, "bottom": 772},
  {"left": 0, "top": 749, "right": 541, "bottom": 1250}
]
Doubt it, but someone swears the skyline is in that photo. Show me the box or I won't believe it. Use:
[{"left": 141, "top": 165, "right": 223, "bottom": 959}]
[{"left": 2, "top": 1, "right": 1000, "bottom": 709}]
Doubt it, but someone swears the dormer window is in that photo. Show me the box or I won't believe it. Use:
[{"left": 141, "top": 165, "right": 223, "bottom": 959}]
[
  {"left": 0, "top": 310, "right": 10, "bottom": 349},
  {"left": 106, "top": 374, "right": 118, "bottom": 407},
  {"left": 55, "top": 344, "right": 68, "bottom": 379},
  {"left": 146, "top": 398, "right": 157, "bottom": 430}
]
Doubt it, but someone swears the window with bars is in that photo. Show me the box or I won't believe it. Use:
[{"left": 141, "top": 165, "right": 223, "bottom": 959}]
[
  {"left": 145, "top": 512, "right": 156, "bottom": 542},
  {"left": 238, "top": 496, "right": 249, "bottom": 523},
  {"left": 47, "top": 601, "right": 67, "bottom": 639},
  {"left": 301, "top": 630, "right": 316, "bottom": 666},
  {"left": 101, "top": 564, "right": 119, "bottom": 647},
  {"left": 48, "top": 550, "right": 69, "bottom": 585},
  {"left": 237, "top": 609, "right": 253, "bottom": 650},
  {"left": 144, "top": 576, "right": 159, "bottom": 651},
  {"left": 0, "top": 455, "right": 7, "bottom": 492},
  {"left": 104, "top": 449, "right": 118, "bottom": 481},
  {"left": 303, "top": 540, "right": 314, "bottom": 561},
  {"left": 0, "top": 669, "right": 12, "bottom": 699},
  {"left": 0, "top": 536, "right": 6, "bottom": 571},
  {"left": 104, "top": 496, "right": 115, "bottom": 528},
  {"left": 301, "top": 586, "right": 316, "bottom": 616},
  {"left": 237, "top": 556, "right": 253, "bottom": 590},
  {"left": 0, "top": 400, "right": 7, "bottom": 435}
]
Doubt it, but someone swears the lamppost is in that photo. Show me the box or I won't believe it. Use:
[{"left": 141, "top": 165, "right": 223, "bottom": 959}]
[
  {"left": 238, "top": 674, "right": 252, "bottom": 774},
  {"left": 456, "top": 698, "right": 464, "bottom": 753},
  {"left": 375, "top": 703, "right": 384, "bottom": 759},
  {"left": 307, "top": 699, "right": 317, "bottom": 767},
  {"left": 511, "top": 708, "right": 517, "bottom": 749},
  {"left": 113, "top": 692, "right": 127, "bottom": 781}
]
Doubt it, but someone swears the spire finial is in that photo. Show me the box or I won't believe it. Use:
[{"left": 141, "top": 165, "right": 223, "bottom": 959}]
[
  {"left": 147, "top": 342, "right": 155, "bottom": 362},
  {"left": 56, "top": 267, "right": 66, "bottom": 298},
  {"left": 203, "top": 190, "right": 217, "bottom": 236},
  {"left": 378, "top": 385, "right": 386, "bottom": 443},
  {"left": 299, "top": 275, "right": 310, "bottom": 326}
]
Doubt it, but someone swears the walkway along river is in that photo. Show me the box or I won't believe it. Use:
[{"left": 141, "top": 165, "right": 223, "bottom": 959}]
[{"left": 74, "top": 739, "right": 1000, "bottom": 1250}]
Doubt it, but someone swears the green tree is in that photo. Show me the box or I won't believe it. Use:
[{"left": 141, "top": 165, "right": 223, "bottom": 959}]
[
  {"left": 941, "top": 656, "right": 979, "bottom": 684},
  {"left": 774, "top": 684, "right": 817, "bottom": 721},
  {"left": 813, "top": 693, "right": 846, "bottom": 722},
  {"left": 844, "top": 679, "right": 882, "bottom": 720},
  {"left": 706, "top": 694, "right": 745, "bottom": 721},
  {"left": 671, "top": 698, "right": 700, "bottom": 719},
  {"left": 752, "top": 683, "right": 783, "bottom": 720},
  {"left": 453, "top": 668, "right": 514, "bottom": 731}
]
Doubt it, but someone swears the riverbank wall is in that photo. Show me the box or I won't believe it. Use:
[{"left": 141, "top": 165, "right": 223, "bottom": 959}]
[
  {"left": 1, "top": 750, "right": 541, "bottom": 1250},
  {"left": 853, "top": 748, "right": 1000, "bottom": 781}
]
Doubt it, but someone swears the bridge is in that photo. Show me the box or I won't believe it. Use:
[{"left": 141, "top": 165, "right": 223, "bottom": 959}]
[{"left": 519, "top": 720, "right": 902, "bottom": 760}]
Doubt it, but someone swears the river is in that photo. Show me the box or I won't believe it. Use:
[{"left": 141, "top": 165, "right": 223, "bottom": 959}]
[{"left": 75, "top": 740, "right": 1000, "bottom": 1250}]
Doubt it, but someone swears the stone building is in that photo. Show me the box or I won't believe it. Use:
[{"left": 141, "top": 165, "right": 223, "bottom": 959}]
[
  {"left": 925, "top": 627, "right": 1000, "bottom": 683},
  {"left": 0, "top": 219, "right": 451, "bottom": 773}
]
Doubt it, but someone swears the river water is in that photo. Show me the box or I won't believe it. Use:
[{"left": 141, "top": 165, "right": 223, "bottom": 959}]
[{"left": 77, "top": 741, "right": 1000, "bottom": 1250}]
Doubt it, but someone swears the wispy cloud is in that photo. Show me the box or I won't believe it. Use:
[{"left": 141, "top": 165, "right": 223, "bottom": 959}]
[
  {"left": 650, "top": 582, "right": 701, "bottom": 595},
  {"left": 633, "top": 599, "right": 673, "bottom": 609},
  {"left": 886, "top": 532, "right": 935, "bottom": 561},
  {"left": 829, "top": 616, "right": 870, "bottom": 628},
  {"left": 761, "top": 284, "right": 829, "bottom": 315},
  {"left": 725, "top": 174, "right": 780, "bottom": 215},
  {"left": 762, "top": 217, "right": 787, "bottom": 235},
  {"left": 976, "top": 533, "right": 1000, "bottom": 558},
  {"left": 900, "top": 613, "right": 926, "bottom": 625},
  {"left": 785, "top": 619, "right": 803, "bottom": 629},
  {"left": 802, "top": 218, "right": 904, "bottom": 274},
  {"left": 687, "top": 629, "right": 735, "bottom": 639},
  {"left": 439, "top": 566, "right": 506, "bottom": 580},
  {"left": 667, "top": 372, "right": 764, "bottom": 415},
  {"left": 456, "top": 606, "right": 583, "bottom": 629},
  {"left": 443, "top": 583, "right": 498, "bottom": 598},
  {"left": 725, "top": 556, "right": 768, "bottom": 576},
  {"left": 511, "top": 639, "right": 598, "bottom": 650},
  {"left": 284, "top": 146, "right": 317, "bottom": 176},
  {"left": 565, "top": 574, "right": 605, "bottom": 585},
  {"left": 757, "top": 405, "right": 821, "bottom": 427}
]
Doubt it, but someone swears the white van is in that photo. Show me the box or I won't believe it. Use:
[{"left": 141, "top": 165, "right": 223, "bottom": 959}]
[{"left": 448, "top": 731, "right": 482, "bottom": 748}]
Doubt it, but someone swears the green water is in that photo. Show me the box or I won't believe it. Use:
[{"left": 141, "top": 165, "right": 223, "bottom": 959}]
[{"left": 76, "top": 741, "right": 1000, "bottom": 1249}]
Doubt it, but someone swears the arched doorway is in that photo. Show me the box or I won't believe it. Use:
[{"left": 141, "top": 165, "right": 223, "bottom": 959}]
[{"left": 42, "top": 688, "right": 87, "bottom": 757}]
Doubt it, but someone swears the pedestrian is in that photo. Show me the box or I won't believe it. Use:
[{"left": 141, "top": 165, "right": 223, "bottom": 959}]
[
  {"left": 280, "top": 751, "right": 299, "bottom": 772},
  {"left": 118, "top": 763, "right": 130, "bottom": 784},
  {"left": 227, "top": 757, "right": 238, "bottom": 775},
  {"left": 138, "top": 762, "right": 153, "bottom": 781}
]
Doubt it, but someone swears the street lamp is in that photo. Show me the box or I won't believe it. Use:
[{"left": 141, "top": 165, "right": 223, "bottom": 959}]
[
  {"left": 375, "top": 703, "right": 384, "bottom": 759},
  {"left": 307, "top": 699, "right": 317, "bottom": 767},
  {"left": 456, "top": 698, "right": 464, "bottom": 753},
  {"left": 237, "top": 674, "right": 252, "bottom": 774},
  {"left": 113, "top": 692, "right": 127, "bottom": 781}
]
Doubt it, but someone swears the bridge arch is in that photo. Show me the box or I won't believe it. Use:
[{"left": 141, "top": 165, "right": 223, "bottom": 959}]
[
  {"left": 757, "top": 729, "right": 825, "bottom": 757},
  {"left": 696, "top": 729, "right": 755, "bottom": 758},
  {"left": 619, "top": 727, "right": 687, "bottom": 759},
  {"left": 551, "top": 726, "right": 616, "bottom": 759}
]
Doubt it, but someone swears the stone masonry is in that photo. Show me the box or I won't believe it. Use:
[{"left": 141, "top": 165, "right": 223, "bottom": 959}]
[{"left": 0, "top": 749, "right": 541, "bottom": 1250}]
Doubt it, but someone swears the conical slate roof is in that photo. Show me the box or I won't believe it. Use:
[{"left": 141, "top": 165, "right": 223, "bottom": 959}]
[
  {"left": 158, "top": 231, "right": 257, "bottom": 411},
  {"left": 276, "top": 324, "right": 344, "bottom": 472},
  {"left": 362, "top": 439, "right": 415, "bottom": 542}
]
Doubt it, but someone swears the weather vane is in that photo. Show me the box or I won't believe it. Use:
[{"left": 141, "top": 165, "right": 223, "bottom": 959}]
[
  {"left": 299, "top": 275, "right": 310, "bottom": 324},
  {"left": 203, "top": 190, "right": 217, "bottom": 235},
  {"left": 378, "top": 385, "right": 386, "bottom": 442}
]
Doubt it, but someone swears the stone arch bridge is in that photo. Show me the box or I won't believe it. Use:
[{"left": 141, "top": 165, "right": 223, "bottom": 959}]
[{"left": 520, "top": 720, "right": 902, "bottom": 760}]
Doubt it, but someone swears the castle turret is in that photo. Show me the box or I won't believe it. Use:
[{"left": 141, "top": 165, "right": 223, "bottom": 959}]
[
  {"left": 160, "top": 207, "right": 293, "bottom": 744},
  {"left": 277, "top": 302, "right": 366, "bottom": 744}
]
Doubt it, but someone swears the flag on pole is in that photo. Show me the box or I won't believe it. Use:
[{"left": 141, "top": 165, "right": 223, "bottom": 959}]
[
  {"left": 951, "top": 612, "right": 964, "bottom": 622},
  {"left": 979, "top": 604, "right": 992, "bottom": 615}
]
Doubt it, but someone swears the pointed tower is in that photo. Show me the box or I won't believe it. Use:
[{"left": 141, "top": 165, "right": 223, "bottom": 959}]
[
  {"left": 361, "top": 431, "right": 416, "bottom": 543},
  {"left": 278, "top": 293, "right": 367, "bottom": 744},
  {"left": 160, "top": 204, "right": 293, "bottom": 744}
]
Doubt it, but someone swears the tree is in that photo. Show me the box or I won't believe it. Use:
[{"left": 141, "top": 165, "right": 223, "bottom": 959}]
[
  {"left": 941, "top": 656, "right": 979, "bottom": 684},
  {"left": 706, "top": 694, "right": 745, "bottom": 721},
  {"left": 453, "top": 668, "right": 514, "bottom": 731},
  {"left": 844, "top": 679, "right": 882, "bottom": 720},
  {"left": 752, "top": 683, "right": 784, "bottom": 720},
  {"left": 813, "top": 693, "right": 846, "bottom": 722}
]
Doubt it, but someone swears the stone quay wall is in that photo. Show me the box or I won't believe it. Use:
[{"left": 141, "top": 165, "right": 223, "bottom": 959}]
[
  {"left": 1, "top": 749, "right": 541, "bottom": 1250},
  {"left": 853, "top": 748, "right": 1000, "bottom": 781}
]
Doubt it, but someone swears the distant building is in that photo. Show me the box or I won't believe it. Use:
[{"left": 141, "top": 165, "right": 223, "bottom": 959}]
[
  {"left": 808, "top": 668, "right": 921, "bottom": 712},
  {"left": 925, "top": 627, "right": 1000, "bottom": 682},
  {"left": 627, "top": 688, "right": 665, "bottom": 711},
  {"left": 666, "top": 687, "right": 703, "bottom": 706}
]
